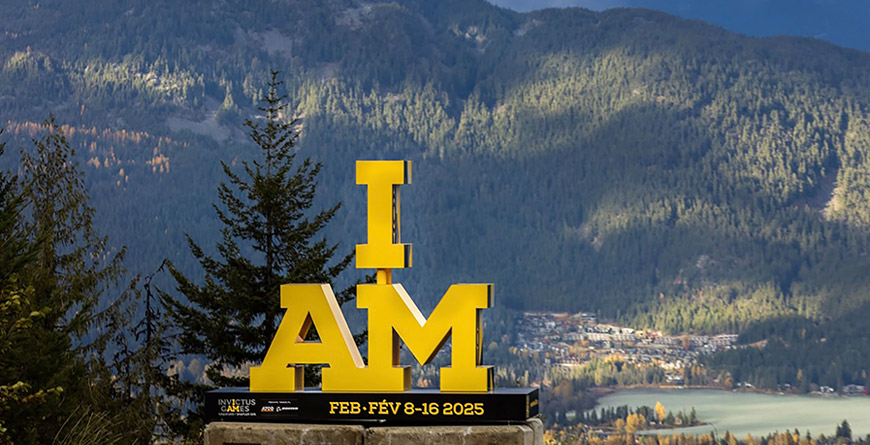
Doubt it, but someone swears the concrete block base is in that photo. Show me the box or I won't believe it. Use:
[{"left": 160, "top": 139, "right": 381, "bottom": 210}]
[{"left": 204, "top": 418, "right": 543, "bottom": 445}]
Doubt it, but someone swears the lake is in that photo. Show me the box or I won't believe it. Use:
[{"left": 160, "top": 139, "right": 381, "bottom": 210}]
[{"left": 592, "top": 388, "right": 870, "bottom": 437}]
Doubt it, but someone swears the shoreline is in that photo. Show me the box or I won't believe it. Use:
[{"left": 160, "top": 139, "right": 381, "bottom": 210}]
[
  {"left": 572, "top": 386, "right": 870, "bottom": 437},
  {"left": 589, "top": 384, "right": 868, "bottom": 402}
]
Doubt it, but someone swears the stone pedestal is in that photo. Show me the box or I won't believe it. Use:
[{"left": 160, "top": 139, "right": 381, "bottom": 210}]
[
  {"left": 204, "top": 418, "right": 543, "bottom": 445},
  {"left": 367, "top": 418, "right": 543, "bottom": 445},
  {"left": 204, "top": 423, "right": 364, "bottom": 445}
]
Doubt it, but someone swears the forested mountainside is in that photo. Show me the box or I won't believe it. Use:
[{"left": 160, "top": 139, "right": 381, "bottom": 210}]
[{"left": 3, "top": 0, "right": 870, "bottom": 359}]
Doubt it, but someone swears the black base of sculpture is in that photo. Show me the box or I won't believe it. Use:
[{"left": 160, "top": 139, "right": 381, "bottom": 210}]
[{"left": 205, "top": 387, "right": 538, "bottom": 424}]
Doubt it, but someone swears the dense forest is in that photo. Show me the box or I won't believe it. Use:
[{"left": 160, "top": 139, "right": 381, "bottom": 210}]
[{"left": 3, "top": 0, "right": 870, "bottom": 392}]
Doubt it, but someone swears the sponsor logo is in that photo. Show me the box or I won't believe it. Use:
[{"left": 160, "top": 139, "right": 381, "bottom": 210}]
[{"left": 217, "top": 398, "right": 256, "bottom": 414}]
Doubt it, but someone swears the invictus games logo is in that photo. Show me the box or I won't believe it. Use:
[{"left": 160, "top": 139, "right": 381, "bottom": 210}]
[
  {"left": 249, "top": 161, "right": 494, "bottom": 393},
  {"left": 217, "top": 398, "right": 256, "bottom": 415}
]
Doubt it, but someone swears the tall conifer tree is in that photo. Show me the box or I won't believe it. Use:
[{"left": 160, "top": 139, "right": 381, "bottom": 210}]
[
  {"left": 0, "top": 118, "right": 130, "bottom": 444},
  {"left": 0, "top": 131, "right": 31, "bottom": 285},
  {"left": 163, "top": 71, "right": 357, "bottom": 390},
  {"left": 0, "top": 130, "right": 51, "bottom": 444}
]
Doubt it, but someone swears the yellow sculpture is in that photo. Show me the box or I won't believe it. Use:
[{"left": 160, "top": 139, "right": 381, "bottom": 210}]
[
  {"left": 357, "top": 283, "right": 492, "bottom": 392},
  {"left": 249, "top": 284, "right": 364, "bottom": 392},
  {"left": 355, "top": 160, "right": 411, "bottom": 275},
  {"left": 249, "top": 160, "right": 492, "bottom": 393}
]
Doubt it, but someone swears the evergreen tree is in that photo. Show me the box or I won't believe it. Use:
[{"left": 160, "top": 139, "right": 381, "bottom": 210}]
[
  {"left": 162, "top": 71, "right": 358, "bottom": 429},
  {"left": 19, "top": 116, "right": 125, "bottom": 339},
  {"left": 0, "top": 131, "right": 31, "bottom": 287},
  {"left": 0, "top": 118, "right": 130, "bottom": 444},
  {"left": 0, "top": 130, "right": 57, "bottom": 444},
  {"left": 102, "top": 260, "right": 185, "bottom": 444},
  {"left": 836, "top": 419, "right": 851, "bottom": 439}
]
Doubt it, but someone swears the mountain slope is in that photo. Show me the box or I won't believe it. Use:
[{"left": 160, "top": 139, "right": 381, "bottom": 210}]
[{"left": 3, "top": 0, "right": 870, "bottom": 344}]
